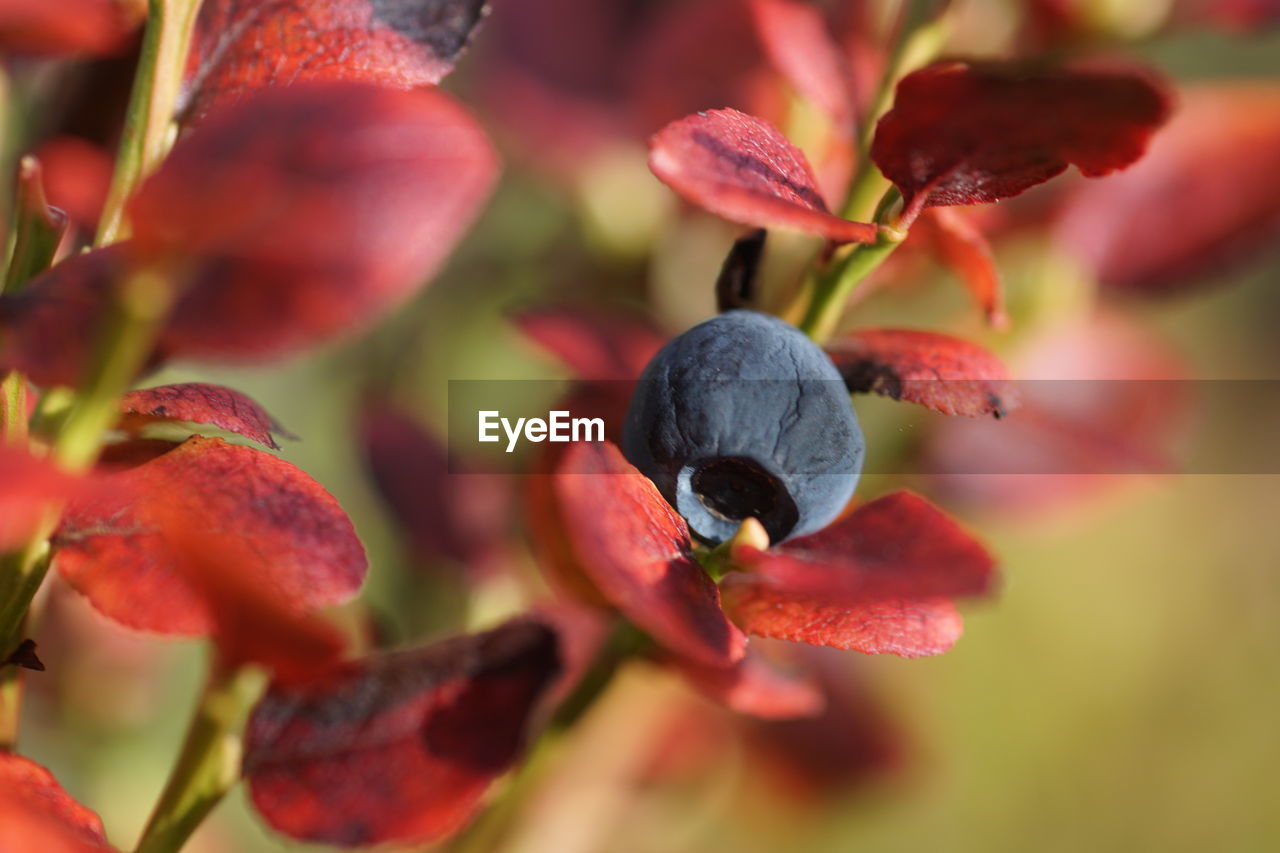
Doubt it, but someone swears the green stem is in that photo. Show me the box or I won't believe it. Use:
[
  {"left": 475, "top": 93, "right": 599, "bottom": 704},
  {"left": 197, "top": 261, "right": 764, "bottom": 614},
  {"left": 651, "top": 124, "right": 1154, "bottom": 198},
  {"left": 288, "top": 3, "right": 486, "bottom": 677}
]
[
  {"left": 95, "top": 0, "right": 204, "bottom": 247},
  {"left": 134, "top": 662, "right": 263, "bottom": 853},
  {"left": 550, "top": 620, "right": 648, "bottom": 731},
  {"left": 53, "top": 264, "right": 176, "bottom": 470},
  {"left": 842, "top": 0, "right": 952, "bottom": 222},
  {"left": 798, "top": 224, "right": 907, "bottom": 343}
]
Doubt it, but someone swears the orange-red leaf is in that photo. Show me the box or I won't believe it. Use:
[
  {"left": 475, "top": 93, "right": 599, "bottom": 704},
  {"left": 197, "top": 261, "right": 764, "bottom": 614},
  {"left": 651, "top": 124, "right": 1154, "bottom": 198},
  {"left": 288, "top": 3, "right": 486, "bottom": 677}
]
[
  {"left": 0, "top": 755, "right": 113, "bottom": 852},
  {"left": 130, "top": 82, "right": 498, "bottom": 362},
  {"left": 871, "top": 61, "right": 1171, "bottom": 217},
  {"left": 916, "top": 207, "right": 1008, "bottom": 327},
  {"left": 184, "top": 0, "right": 489, "bottom": 121},
  {"left": 649, "top": 109, "right": 877, "bottom": 244},
  {"left": 747, "top": 0, "right": 854, "bottom": 130},
  {"left": 32, "top": 136, "right": 113, "bottom": 231},
  {"left": 0, "top": 448, "right": 83, "bottom": 549},
  {"left": 723, "top": 491, "right": 994, "bottom": 657},
  {"left": 120, "top": 383, "right": 293, "bottom": 449},
  {"left": 826, "top": 328, "right": 1014, "bottom": 417},
  {"left": 243, "top": 620, "right": 560, "bottom": 847},
  {"left": 553, "top": 441, "right": 746, "bottom": 667},
  {"left": 55, "top": 436, "right": 366, "bottom": 636}
]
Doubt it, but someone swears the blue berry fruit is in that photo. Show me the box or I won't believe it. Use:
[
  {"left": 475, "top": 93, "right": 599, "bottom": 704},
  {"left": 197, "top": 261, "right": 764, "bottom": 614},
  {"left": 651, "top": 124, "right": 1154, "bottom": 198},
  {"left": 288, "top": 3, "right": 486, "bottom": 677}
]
[{"left": 622, "top": 310, "right": 863, "bottom": 545}]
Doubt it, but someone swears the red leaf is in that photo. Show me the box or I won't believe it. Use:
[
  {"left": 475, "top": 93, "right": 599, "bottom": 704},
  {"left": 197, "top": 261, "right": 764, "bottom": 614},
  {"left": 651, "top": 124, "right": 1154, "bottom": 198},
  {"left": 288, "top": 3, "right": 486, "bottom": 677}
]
[
  {"left": 513, "top": 306, "right": 666, "bottom": 381},
  {"left": 747, "top": 0, "right": 855, "bottom": 131},
  {"left": 243, "top": 620, "right": 560, "bottom": 847},
  {"left": 649, "top": 109, "right": 877, "bottom": 244},
  {"left": 826, "top": 328, "right": 1014, "bottom": 417},
  {"left": 723, "top": 491, "right": 994, "bottom": 657},
  {"left": 184, "top": 0, "right": 488, "bottom": 121},
  {"left": 0, "top": 246, "right": 142, "bottom": 389},
  {"left": 725, "top": 591, "right": 964, "bottom": 657},
  {"left": 55, "top": 436, "right": 366, "bottom": 636},
  {"left": 871, "top": 61, "right": 1171, "bottom": 218},
  {"left": 0, "top": 448, "right": 84, "bottom": 549},
  {"left": 1055, "top": 83, "right": 1280, "bottom": 295},
  {"left": 731, "top": 491, "right": 996, "bottom": 603},
  {"left": 0, "top": 754, "right": 113, "bottom": 851},
  {"left": 915, "top": 207, "right": 1008, "bottom": 327},
  {"left": 553, "top": 441, "right": 746, "bottom": 667},
  {"left": 31, "top": 136, "right": 113, "bottom": 231},
  {"left": 130, "top": 82, "right": 498, "bottom": 362},
  {"left": 0, "top": 0, "right": 137, "bottom": 56},
  {"left": 357, "top": 396, "right": 511, "bottom": 572},
  {"left": 672, "top": 651, "right": 825, "bottom": 720},
  {"left": 120, "top": 383, "right": 293, "bottom": 449}
]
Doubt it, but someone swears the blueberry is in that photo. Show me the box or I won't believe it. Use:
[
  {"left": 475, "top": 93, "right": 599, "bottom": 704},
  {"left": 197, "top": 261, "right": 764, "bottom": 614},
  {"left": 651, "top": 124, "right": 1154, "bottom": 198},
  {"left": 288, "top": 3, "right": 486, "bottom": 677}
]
[{"left": 622, "top": 310, "right": 863, "bottom": 545}]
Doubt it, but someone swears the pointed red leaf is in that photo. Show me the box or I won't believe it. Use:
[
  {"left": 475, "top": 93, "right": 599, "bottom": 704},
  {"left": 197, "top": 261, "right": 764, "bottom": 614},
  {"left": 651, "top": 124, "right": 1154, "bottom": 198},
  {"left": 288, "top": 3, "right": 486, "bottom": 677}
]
[
  {"left": 184, "top": 0, "right": 489, "bottom": 121},
  {"left": 0, "top": 0, "right": 137, "bottom": 56},
  {"left": 553, "top": 441, "right": 746, "bottom": 667},
  {"left": 243, "top": 620, "right": 560, "bottom": 847},
  {"left": 0, "top": 448, "right": 84, "bottom": 549},
  {"left": 672, "top": 651, "right": 825, "bottom": 720},
  {"left": 129, "top": 82, "right": 498, "bottom": 362},
  {"left": 747, "top": 0, "right": 855, "bottom": 131},
  {"left": 732, "top": 491, "right": 996, "bottom": 603},
  {"left": 826, "top": 328, "right": 1014, "bottom": 417},
  {"left": 55, "top": 436, "right": 366, "bottom": 636},
  {"left": 649, "top": 109, "right": 877, "bottom": 244},
  {"left": 513, "top": 306, "right": 666, "bottom": 381},
  {"left": 916, "top": 207, "right": 1008, "bottom": 326},
  {"left": 358, "top": 396, "right": 511, "bottom": 573},
  {"left": 1055, "top": 83, "right": 1280, "bottom": 295},
  {"left": 120, "top": 383, "right": 293, "bottom": 449},
  {"left": 871, "top": 61, "right": 1171, "bottom": 216},
  {"left": 722, "top": 492, "right": 994, "bottom": 657},
  {"left": 0, "top": 755, "right": 113, "bottom": 852}
]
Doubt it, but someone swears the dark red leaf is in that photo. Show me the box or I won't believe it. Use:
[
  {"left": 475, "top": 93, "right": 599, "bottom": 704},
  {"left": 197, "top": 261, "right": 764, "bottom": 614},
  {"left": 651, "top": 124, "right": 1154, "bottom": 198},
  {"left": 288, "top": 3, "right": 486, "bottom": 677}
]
[
  {"left": 716, "top": 229, "right": 768, "bottom": 313},
  {"left": 55, "top": 436, "right": 366, "bottom": 636},
  {"left": 183, "top": 0, "right": 489, "bottom": 121},
  {"left": 672, "top": 651, "right": 825, "bottom": 720},
  {"left": 722, "top": 491, "right": 994, "bottom": 657},
  {"left": 1055, "top": 83, "right": 1280, "bottom": 295},
  {"left": 731, "top": 491, "right": 995, "bottom": 603},
  {"left": 130, "top": 82, "right": 498, "bottom": 362},
  {"left": 358, "top": 395, "right": 511, "bottom": 573},
  {"left": 871, "top": 60, "right": 1171, "bottom": 218},
  {"left": 120, "top": 382, "right": 293, "bottom": 449},
  {"left": 0, "top": 0, "right": 137, "bottom": 56},
  {"left": 747, "top": 0, "right": 855, "bottom": 131},
  {"left": 0, "top": 246, "right": 143, "bottom": 389},
  {"left": 553, "top": 441, "right": 746, "bottom": 667},
  {"left": 916, "top": 207, "right": 1008, "bottom": 327},
  {"left": 0, "top": 754, "right": 113, "bottom": 851},
  {"left": 649, "top": 109, "right": 877, "bottom": 244},
  {"left": 826, "top": 328, "right": 1014, "bottom": 417},
  {"left": 31, "top": 136, "right": 114, "bottom": 231},
  {"left": 243, "top": 620, "right": 560, "bottom": 847},
  {"left": 4, "top": 638, "right": 44, "bottom": 671},
  {"left": 0, "top": 448, "right": 84, "bottom": 549},
  {"left": 513, "top": 306, "right": 666, "bottom": 381}
]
